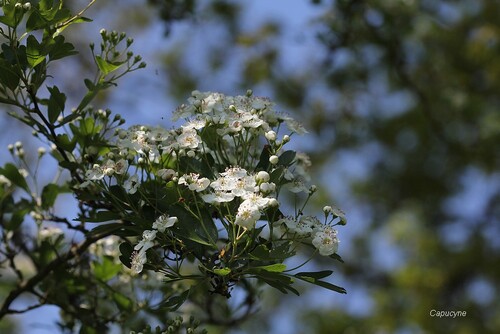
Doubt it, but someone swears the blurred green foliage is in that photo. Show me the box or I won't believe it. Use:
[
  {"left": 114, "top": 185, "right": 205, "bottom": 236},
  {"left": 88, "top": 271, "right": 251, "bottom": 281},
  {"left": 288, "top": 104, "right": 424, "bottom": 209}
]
[{"left": 140, "top": 0, "right": 500, "bottom": 333}]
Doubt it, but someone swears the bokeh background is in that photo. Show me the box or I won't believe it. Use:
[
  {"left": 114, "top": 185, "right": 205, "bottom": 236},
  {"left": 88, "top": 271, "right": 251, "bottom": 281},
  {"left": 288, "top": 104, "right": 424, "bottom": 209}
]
[{"left": 1, "top": 0, "right": 499, "bottom": 333}]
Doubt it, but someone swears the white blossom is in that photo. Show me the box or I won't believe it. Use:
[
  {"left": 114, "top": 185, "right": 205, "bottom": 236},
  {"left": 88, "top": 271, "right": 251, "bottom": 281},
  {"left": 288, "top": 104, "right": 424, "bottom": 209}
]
[
  {"left": 177, "top": 128, "right": 201, "bottom": 149},
  {"left": 130, "top": 250, "right": 147, "bottom": 274},
  {"left": 201, "top": 191, "right": 235, "bottom": 204},
  {"left": 0, "top": 175, "right": 11, "bottom": 187},
  {"left": 235, "top": 202, "right": 261, "bottom": 229},
  {"left": 134, "top": 230, "right": 157, "bottom": 252},
  {"left": 312, "top": 230, "right": 339, "bottom": 256},
  {"left": 124, "top": 175, "right": 139, "bottom": 194},
  {"left": 179, "top": 173, "right": 210, "bottom": 192},
  {"left": 152, "top": 215, "right": 178, "bottom": 232}
]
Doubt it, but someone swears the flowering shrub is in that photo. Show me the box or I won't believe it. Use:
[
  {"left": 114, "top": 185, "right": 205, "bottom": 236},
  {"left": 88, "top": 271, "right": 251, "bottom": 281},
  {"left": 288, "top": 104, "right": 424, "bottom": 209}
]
[
  {"left": 79, "top": 90, "right": 346, "bottom": 296},
  {"left": 0, "top": 1, "right": 346, "bottom": 331}
]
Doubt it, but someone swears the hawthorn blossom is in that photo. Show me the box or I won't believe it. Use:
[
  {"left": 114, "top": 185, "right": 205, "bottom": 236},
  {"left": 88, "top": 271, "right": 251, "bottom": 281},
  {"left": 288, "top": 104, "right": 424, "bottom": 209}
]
[
  {"left": 178, "top": 173, "right": 210, "bottom": 192},
  {"left": 235, "top": 202, "right": 261, "bottom": 229},
  {"left": 201, "top": 191, "right": 235, "bottom": 204},
  {"left": 177, "top": 128, "right": 201, "bottom": 149},
  {"left": 124, "top": 175, "right": 139, "bottom": 194},
  {"left": 86, "top": 164, "right": 105, "bottom": 180},
  {"left": 134, "top": 230, "right": 157, "bottom": 253},
  {"left": 312, "top": 230, "right": 339, "bottom": 256},
  {"left": 0, "top": 175, "right": 11, "bottom": 187},
  {"left": 152, "top": 215, "right": 178, "bottom": 232},
  {"left": 130, "top": 250, "right": 147, "bottom": 274}
]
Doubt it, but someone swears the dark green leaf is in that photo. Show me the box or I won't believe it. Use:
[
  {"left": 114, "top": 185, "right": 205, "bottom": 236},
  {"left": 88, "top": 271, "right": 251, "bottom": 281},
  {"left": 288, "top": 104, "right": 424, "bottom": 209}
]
[
  {"left": 294, "top": 273, "right": 346, "bottom": 294},
  {"left": 255, "top": 145, "right": 271, "bottom": 171},
  {"left": 86, "top": 223, "right": 124, "bottom": 238},
  {"left": 119, "top": 242, "right": 133, "bottom": 268},
  {"left": 295, "top": 270, "right": 333, "bottom": 280},
  {"left": 278, "top": 150, "right": 296, "bottom": 166},
  {"left": 48, "top": 36, "right": 78, "bottom": 61},
  {"left": 0, "top": 163, "right": 29, "bottom": 192},
  {"left": 160, "top": 289, "right": 190, "bottom": 311},
  {"left": 26, "top": 10, "right": 46, "bottom": 31},
  {"left": 5, "top": 206, "right": 30, "bottom": 230},
  {"left": 0, "top": 60, "right": 20, "bottom": 91},
  {"left": 329, "top": 253, "right": 344, "bottom": 263},
  {"left": 26, "top": 35, "right": 46, "bottom": 67},
  {"left": 55, "top": 133, "right": 75, "bottom": 151},
  {"left": 47, "top": 86, "right": 66, "bottom": 123},
  {"left": 41, "top": 183, "right": 67, "bottom": 209}
]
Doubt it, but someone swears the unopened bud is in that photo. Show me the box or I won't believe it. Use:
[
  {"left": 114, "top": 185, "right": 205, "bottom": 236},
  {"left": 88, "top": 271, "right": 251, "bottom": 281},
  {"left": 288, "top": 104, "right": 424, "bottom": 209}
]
[{"left": 269, "top": 155, "right": 279, "bottom": 165}]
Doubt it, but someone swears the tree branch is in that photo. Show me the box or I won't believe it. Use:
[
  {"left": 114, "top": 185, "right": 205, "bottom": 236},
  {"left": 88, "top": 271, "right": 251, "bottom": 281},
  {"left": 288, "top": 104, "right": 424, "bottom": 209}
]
[{"left": 0, "top": 231, "right": 112, "bottom": 319}]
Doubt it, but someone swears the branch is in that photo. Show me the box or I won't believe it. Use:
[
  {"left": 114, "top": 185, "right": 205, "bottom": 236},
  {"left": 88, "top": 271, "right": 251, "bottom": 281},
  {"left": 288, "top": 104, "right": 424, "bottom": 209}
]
[
  {"left": 0, "top": 231, "right": 113, "bottom": 319},
  {"left": 26, "top": 87, "right": 84, "bottom": 184}
]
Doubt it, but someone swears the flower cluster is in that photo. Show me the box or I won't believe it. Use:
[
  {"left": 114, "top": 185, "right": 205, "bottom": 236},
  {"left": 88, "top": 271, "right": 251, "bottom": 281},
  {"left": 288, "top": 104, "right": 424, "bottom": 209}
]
[{"left": 80, "top": 91, "right": 346, "bottom": 286}]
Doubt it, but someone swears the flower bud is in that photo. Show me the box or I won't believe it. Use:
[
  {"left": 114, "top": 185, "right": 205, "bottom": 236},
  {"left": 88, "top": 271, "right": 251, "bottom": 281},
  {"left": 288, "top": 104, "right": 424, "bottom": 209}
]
[
  {"left": 37, "top": 147, "right": 46, "bottom": 157},
  {"left": 282, "top": 135, "right": 290, "bottom": 143},
  {"left": 256, "top": 171, "right": 270, "bottom": 182},
  {"left": 265, "top": 131, "right": 277, "bottom": 141},
  {"left": 269, "top": 155, "right": 279, "bottom": 165},
  {"left": 268, "top": 198, "right": 279, "bottom": 207}
]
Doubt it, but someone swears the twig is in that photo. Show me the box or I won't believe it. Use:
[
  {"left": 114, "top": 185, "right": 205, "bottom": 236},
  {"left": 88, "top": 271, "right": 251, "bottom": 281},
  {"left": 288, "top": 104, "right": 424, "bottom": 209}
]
[{"left": 0, "top": 230, "right": 114, "bottom": 319}]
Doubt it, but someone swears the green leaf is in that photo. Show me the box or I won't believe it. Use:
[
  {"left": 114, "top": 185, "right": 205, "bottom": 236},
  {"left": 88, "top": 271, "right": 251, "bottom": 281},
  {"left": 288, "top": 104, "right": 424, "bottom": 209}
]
[
  {"left": 26, "top": 35, "right": 46, "bottom": 67},
  {"left": 262, "top": 278, "right": 300, "bottom": 295},
  {"left": 93, "top": 256, "right": 122, "bottom": 281},
  {"left": 58, "top": 160, "right": 80, "bottom": 172},
  {"left": 119, "top": 242, "right": 133, "bottom": 268},
  {"left": 95, "top": 56, "right": 124, "bottom": 76},
  {"left": 255, "top": 145, "right": 271, "bottom": 171},
  {"left": 169, "top": 206, "right": 217, "bottom": 248},
  {"left": 213, "top": 268, "right": 231, "bottom": 276},
  {"left": 55, "top": 133, "right": 75, "bottom": 151},
  {"left": 47, "top": 86, "right": 66, "bottom": 123},
  {"left": 86, "top": 223, "right": 124, "bottom": 238},
  {"left": 278, "top": 150, "right": 296, "bottom": 166},
  {"left": 79, "top": 326, "right": 97, "bottom": 334},
  {"left": 5, "top": 206, "right": 31, "bottom": 230},
  {"left": 294, "top": 273, "right": 346, "bottom": 294},
  {"left": 329, "top": 253, "right": 344, "bottom": 263},
  {"left": 0, "top": 3, "right": 24, "bottom": 28},
  {"left": 41, "top": 183, "right": 67, "bottom": 209},
  {"left": 113, "top": 291, "right": 133, "bottom": 311},
  {"left": 256, "top": 263, "right": 287, "bottom": 273},
  {"left": 48, "top": 36, "right": 77, "bottom": 61},
  {"left": 0, "top": 59, "right": 20, "bottom": 91},
  {"left": 76, "top": 80, "right": 114, "bottom": 111},
  {"left": 0, "top": 163, "right": 29, "bottom": 192},
  {"left": 161, "top": 289, "right": 190, "bottom": 311},
  {"left": 26, "top": 10, "right": 46, "bottom": 32},
  {"left": 295, "top": 270, "right": 333, "bottom": 280}
]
